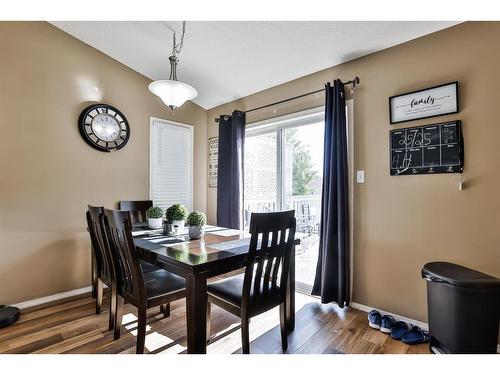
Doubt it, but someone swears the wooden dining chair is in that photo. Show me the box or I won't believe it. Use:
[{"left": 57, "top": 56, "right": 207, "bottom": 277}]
[
  {"left": 117, "top": 200, "right": 161, "bottom": 275},
  {"left": 118, "top": 200, "right": 153, "bottom": 224},
  {"left": 207, "top": 210, "right": 296, "bottom": 354},
  {"left": 88, "top": 205, "right": 172, "bottom": 330},
  {"left": 102, "top": 208, "right": 186, "bottom": 354},
  {"left": 86, "top": 206, "right": 116, "bottom": 330}
]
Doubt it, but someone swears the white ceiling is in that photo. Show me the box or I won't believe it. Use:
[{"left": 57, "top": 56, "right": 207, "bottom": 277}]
[{"left": 51, "top": 21, "right": 459, "bottom": 109}]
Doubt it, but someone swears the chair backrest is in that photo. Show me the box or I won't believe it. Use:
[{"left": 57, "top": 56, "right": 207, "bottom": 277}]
[
  {"left": 242, "top": 210, "right": 296, "bottom": 310},
  {"left": 86, "top": 205, "right": 113, "bottom": 281},
  {"left": 118, "top": 200, "right": 153, "bottom": 224},
  {"left": 103, "top": 208, "right": 146, "bottom": 302}
]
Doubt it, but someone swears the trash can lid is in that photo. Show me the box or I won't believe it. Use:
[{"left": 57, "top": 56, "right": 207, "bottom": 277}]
[{"left": 422, "top": 262, "right": 500, "bottom": 290}]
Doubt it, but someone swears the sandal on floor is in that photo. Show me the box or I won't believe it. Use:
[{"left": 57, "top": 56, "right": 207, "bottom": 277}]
[
  {"left": 390, "top": 321, "right": 412, "bottom": 340},
  {"left": 402, "top": 326, "right": 429, "bottom": 345}
]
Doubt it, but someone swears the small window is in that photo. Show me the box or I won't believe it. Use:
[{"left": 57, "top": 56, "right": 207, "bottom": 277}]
[{"left": 149, "top": 117, "right": 193, "bottom": 211}]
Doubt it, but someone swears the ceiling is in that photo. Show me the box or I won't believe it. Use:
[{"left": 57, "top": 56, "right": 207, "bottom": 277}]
[{"left": 51, "top": 21, "right": 459, "bottom": 109}]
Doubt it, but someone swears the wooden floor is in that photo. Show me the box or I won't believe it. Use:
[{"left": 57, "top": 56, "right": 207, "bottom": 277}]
[{"left": 0, "top": 292, "right": 429, "bottom": 354}]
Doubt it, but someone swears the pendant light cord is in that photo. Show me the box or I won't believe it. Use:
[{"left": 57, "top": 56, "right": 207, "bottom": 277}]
[{"left": 166, "top": 21, "right": 187, "bottom": 57}]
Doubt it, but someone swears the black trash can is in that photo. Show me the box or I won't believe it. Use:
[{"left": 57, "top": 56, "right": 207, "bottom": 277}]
[{"left": 422, "top": 262, "right": 500, "bottom": 354}]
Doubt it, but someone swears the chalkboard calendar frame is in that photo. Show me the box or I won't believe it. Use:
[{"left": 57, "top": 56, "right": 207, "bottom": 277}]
[{"left": 389, "top": 120, "right": 464, "bottom": 176}]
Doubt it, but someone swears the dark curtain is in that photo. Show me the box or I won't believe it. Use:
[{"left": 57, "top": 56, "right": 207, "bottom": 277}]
[
  {"left": 312, "top": 80, "right": 350, "bottom": 307},
  {"left": 217, "top": 110, "right": 246, "bottom": 230}
]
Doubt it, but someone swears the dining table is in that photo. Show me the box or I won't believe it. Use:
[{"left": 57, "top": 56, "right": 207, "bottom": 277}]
[{"left": 131, "top": 224, "right": 300, "bottom": 354}]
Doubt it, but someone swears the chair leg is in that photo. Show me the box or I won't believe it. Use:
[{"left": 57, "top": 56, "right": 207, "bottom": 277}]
[
  {"left": 160, "top": 303, "right": 170, "bottom": 318},
  {"left": 136, "top": 305, "right": 147, "bottom": 354},
  {"left": 206, "top": 302, "right": 211, "bottom": 344},
  {"left": 108, "top": 283, "right": 116, "bottom": 331},
  {"left": 114, "top": 295, "right": 124, "bottom": 340},
  {"left": 279, "top": 302, "right": 288, "bottom": 352},
  {"left": 241, "top": 316, "right": 250, "bottom": 354},
  {"left": 95, "top": 278, "right": 103, "bottom": 315},
  {"left": 91, "top": 253, "right": 97, "bottom": 299}
]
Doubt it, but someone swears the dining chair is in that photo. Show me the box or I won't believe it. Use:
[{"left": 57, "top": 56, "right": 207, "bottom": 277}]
[
  {"left": 118, "top": 200, "right": 153, "bottom": 224},
  {"left": 87, "top": 205, "right": 172, "bottom": 330},
  {"left": 102, "top": 208, "right": 186, "bottom": 354},
  {"left": 118, "top": 200, "right": 159, "bottom": 275},
  {"left": 86, "top": 206, "right": 115, "bottom": 330},
  {"left": 207, "top": 210, "right": 296, "bottom": 354}
]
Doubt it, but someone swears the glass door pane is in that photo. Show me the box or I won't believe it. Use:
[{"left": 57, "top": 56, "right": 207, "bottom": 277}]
[
  {"left": 244, "top": 132, "right": 278, "bottom": 229},
  {"left": 283, "top": 122, "right": 324, "bottom": 292}
]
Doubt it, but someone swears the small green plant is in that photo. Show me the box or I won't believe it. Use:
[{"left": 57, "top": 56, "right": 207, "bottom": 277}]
[
  {"left": 146, "top": 206, "right": 163, "bottom": 219},
  {"left": 165, "top": 203, "right": 188, "bottom": 222},
  {"left": 186, "top": 211, "right": 207, "bottom": 227}
]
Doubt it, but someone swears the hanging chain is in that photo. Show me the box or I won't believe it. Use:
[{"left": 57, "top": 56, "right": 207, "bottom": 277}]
[{"left": 166, "top": 21, "right": 186, "bottom": 57}]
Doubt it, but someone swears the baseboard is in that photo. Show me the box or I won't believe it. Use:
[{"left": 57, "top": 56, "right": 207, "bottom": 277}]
[
  {"left": 11, "top": 286, "right": 93, "bottom": 311},
  {"left": 350, "top": 301, "right": 429, "bottom": 330}
]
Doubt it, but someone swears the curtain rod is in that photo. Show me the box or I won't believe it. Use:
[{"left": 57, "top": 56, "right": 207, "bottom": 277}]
[{"left": 215, "top": 77, "right": 359, "bottom": 123}]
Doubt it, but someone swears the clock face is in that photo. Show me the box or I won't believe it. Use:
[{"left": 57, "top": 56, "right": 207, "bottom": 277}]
[{"left": 78, "top": 104, "right": 130, "bottom": 152}]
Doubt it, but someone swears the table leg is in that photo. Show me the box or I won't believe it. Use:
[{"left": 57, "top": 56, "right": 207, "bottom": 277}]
[
  {"left": 286, "top": 245, "right": 296, "bottom": 332},
  {"left": 186, "top": 274, "right": 208, "bottom": 354}
]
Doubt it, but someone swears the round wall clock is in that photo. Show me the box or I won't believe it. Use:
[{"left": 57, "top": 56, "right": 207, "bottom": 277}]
[{"left": 78, "top": 104, "right": 130, "bottom": 152}]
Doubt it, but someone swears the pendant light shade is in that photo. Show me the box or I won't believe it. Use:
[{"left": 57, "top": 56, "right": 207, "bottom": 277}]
[
  {"left": 148, "top": 80, "right": 197, "bottom": 110},
  {"left": 148, "top": 24, "right": 198, "bottom": 110}
]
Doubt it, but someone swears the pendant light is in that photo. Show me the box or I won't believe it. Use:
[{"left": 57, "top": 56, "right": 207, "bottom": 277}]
[{"left": 148, "top": 21, "right": 198, "bottom": 110}]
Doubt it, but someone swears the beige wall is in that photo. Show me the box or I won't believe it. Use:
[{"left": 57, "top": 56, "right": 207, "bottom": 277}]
[
  {"left": 2, "top": 20, "right": 499, "bottom": 331},
  {"left": 207, "top": 22, "right": 500, "bottom": 323},
  {"left": 0, "top": 22, "right": 207, "bottom": 304}
]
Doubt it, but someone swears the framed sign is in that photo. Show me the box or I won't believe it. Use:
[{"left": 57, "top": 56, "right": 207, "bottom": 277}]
[
  {"left": 389, "top": 82, "right": 458, "bottom": 124},
  {"left": 208, "top": 137, "right": 218, "bottom": 188}
]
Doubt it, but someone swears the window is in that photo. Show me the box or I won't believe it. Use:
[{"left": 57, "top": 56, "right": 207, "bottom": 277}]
[
  {"left": 244, "top": 107, "right": 325, "bottom": 223},
  {"left": 149, "top": 117, "right": 193, "bottom": 211}
]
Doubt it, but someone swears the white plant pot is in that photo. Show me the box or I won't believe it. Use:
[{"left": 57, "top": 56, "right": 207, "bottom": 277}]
[
  {"left": 147, "top": 218, "right": 163, "bottom": 230},
  {"left": 171, "top": 220, "right": 185, "bottom": 233},
  {"left": 189, "top": 226, "right": 205, "bottom": 240}
]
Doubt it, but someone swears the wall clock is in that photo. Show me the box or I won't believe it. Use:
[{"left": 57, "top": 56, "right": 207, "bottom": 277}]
[{"left": 78, "top": 104, "right": 130, "bottom": 152}]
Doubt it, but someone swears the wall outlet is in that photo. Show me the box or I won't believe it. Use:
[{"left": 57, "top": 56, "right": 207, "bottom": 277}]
[{"left": 356, "top": 170, "right": 365, "bottom": 184}]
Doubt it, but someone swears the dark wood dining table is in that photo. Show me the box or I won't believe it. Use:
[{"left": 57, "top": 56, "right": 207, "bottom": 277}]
[{"left": 131, "top": 225, "right": 299, "bottom": 354}]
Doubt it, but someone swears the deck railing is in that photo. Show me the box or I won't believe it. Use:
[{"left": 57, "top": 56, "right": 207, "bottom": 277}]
[{"left": 244, "top": 195, "right": 321, "bottom": 228}]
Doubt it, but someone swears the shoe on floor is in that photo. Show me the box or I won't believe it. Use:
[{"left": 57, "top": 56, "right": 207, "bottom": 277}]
[
  {"left": 368, "top": 310, "right": 381, "bottom": 330},
  {"left": 402, "top": 326, "right": 429, "bottom": 345},
  {"left": 390, "top": 321, "right": 412, "bottom": 340},
  {"left": 380, "top": 315, "right": 396, "bottom": 334}
]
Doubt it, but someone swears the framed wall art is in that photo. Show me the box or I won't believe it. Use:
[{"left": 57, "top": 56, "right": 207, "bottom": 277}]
[
  {"left": 389, "top": 81, "right": 458, "bottom": 124},
  {"left": 208, "top": 137, "right": 218, "bottom": 188}
]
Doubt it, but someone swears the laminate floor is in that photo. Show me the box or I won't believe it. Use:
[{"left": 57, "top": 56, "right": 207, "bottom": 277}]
[{"left": 0, "top": 292, "right": 429, "bottom": 354}]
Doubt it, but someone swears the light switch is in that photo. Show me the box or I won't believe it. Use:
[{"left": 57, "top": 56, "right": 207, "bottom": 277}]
[{"left": 356, "top": 170, "right": 365, "bottom": 184}]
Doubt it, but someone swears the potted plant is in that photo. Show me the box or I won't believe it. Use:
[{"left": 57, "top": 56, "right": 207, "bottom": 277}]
[
  {"left": 186, "top": 211, "right": 207, "bottom": 240},
  {"left": 165, "top": 203, "right": 188, "bottom": 233},
  {"left": 146, "top": 206, "right": 163, "bottom": 229}
]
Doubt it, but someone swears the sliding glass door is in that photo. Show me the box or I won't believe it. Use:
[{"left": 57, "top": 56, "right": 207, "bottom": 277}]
[
  {"left": 243, "top": 132, "right": 278, "bottom": 226},
  {"left": 244, "top": 109, "right": 325, "bottom": 293},
  {"left": 283, "top": 124, "right": 324, "bottom": 291}
]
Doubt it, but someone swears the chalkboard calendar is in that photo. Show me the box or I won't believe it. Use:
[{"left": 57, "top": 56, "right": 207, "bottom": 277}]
[{"left": 390, "top": 120, "right": 463, "bottom": 175}]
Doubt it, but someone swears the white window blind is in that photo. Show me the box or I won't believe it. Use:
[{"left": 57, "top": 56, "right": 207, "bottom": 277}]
[{"left": 149, "top": 117, "right": 193, "bottom": 211}]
